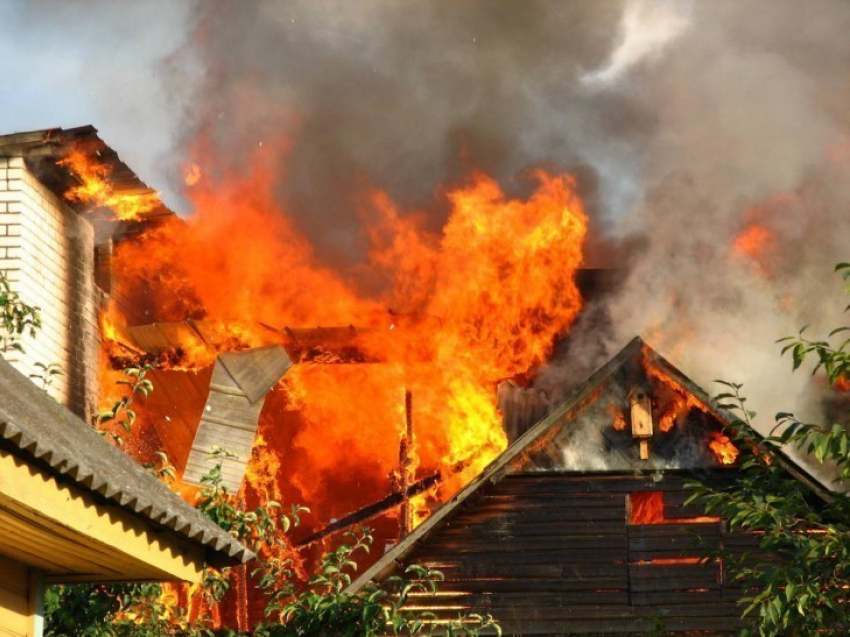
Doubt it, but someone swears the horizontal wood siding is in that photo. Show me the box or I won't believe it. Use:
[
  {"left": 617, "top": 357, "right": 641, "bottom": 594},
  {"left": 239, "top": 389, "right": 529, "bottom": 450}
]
[
  {"left": 398, "top": 473, "right": 749, "bottom": 635},
  {"left": 0, "top": 554, "right": 29, "bottom": 637}
]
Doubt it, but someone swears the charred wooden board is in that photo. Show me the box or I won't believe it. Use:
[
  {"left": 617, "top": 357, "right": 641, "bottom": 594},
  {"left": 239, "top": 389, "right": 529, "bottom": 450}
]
[{"left": 379, "top": 473, "right": 755, "bottom": 635}]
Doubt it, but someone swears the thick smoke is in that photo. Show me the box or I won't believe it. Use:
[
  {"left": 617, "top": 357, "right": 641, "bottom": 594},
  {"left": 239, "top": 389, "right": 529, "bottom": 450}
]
[
  {"left": 546, "top": 0, "right": 850, "bottom": 440},
  {"left": 169, "top": 0, "right": 850, "bottom": 433},
  {"left": 5, "top": 1, "right": 849, "bottom": 436}
]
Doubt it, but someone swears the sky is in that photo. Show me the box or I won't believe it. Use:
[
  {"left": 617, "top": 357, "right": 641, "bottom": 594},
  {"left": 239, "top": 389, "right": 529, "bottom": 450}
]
[{"left": 0, "top": 1, "right": 197, "bottom": 210}]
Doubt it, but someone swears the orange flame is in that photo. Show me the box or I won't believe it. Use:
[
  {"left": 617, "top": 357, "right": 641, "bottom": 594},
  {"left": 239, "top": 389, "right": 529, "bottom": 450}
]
[
  {"left": 733, "top": 224, "right": 774, "bottom": 261},
  {"left": 643, "top": 358, "right": 710, "bottom": 433},
  {"left": 709, "top": 432, "right": 739, "bottom": 465},
  {"left": 629, "top": 491, "right": 665, "bottom": 524},
  {"left": 99, "top": 140, "right": 587, "bottom": 625},
  {"left": 629, "top": 491, "right": 720, "bottom": 525},
  {"left": 108, "top": 145, "right": 587, "bottom": 503},
  {"left": 184, "top": 163, "right": 202, "bottom": 186},
  {"left": 58, "top": 149, "right": 161, "bottom": 221},
  {"left": 607, "top": 404, "right": 627, "bottom": 431}
]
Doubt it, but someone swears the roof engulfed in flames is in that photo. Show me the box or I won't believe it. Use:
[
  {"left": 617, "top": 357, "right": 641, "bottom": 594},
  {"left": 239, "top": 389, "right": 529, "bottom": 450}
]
[{"left": 94, "top": 142, "right": 589, "bottom": 552}]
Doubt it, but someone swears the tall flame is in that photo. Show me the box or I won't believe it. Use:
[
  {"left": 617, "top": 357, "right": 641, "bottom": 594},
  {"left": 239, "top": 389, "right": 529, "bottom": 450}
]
[
  {"left": 94, "top": 141, "right": 587, "bottom": 626},
  {"left": 106, "top": 145, "right": 587, "bottom": 506}
]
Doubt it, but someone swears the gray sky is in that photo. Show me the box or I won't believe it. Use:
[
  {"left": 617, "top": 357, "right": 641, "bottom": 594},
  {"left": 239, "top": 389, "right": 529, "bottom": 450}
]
[{"left": 0, "top": 1, "right": 197, "bottom": 210}]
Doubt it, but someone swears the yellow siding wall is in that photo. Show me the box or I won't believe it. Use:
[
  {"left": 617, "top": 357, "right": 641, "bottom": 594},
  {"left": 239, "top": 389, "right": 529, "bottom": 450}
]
[{"left": 0, "top": 554, "right": 31, "bottom": 637}]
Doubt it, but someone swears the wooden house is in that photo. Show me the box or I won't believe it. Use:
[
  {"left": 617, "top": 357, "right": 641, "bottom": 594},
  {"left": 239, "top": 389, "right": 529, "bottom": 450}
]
[
  {"left": 348, "top": 337, "right": 825, "bottom": 635},
  {"left": 0, "top": 356, "right": 253, "bottom": 637}
]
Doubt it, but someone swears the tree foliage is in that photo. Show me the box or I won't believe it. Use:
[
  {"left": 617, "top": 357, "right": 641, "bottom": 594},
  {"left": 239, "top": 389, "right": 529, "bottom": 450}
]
[
  {"left": 0, "top": 275, "right": 41, "bottom": 353},
  {"left": 259, "top": 527, "right": 499, "bottom": 637},
  {"left": 97, "top": 364, "right": 154, "bottom": 446},
  {"left": 688, "top": 263, "right": 850, "bottom": 636}
]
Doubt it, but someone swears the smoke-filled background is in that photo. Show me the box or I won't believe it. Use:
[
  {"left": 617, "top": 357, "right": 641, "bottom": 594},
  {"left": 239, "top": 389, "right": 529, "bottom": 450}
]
[{"left": 2, "top": 0, "right": 850, "bottom": 434}]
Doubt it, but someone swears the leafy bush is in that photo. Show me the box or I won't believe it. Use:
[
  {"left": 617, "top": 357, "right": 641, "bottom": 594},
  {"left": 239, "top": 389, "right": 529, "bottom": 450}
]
[
  {"left": 258, "top": 527, "right": 499, "bottom": 637},
  {"left": 689, "top": 263, "right": 850, "bottom": 636}
]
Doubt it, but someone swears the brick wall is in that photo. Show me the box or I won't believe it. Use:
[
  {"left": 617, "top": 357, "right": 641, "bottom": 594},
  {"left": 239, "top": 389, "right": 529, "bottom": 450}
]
[{"left": 0, "top": 155, "right": 100, "bottom": 421}]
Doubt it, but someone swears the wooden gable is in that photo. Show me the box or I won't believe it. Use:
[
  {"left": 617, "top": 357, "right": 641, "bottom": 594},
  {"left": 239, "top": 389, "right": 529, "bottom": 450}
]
[
  {"left": 396, "top": 472, "right": 749, "bottom": 635},
  {"left": 507, "top": 341, "right": 738, "bottom": 474},
  {"left": 346, "top": 337, "right": 779, "bottom": 635}
]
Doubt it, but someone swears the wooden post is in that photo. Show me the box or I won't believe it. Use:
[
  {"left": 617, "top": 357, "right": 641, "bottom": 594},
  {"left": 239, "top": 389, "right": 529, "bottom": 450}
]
[{"left": 399, "top": 389, "right": 415, "bottom": 538}]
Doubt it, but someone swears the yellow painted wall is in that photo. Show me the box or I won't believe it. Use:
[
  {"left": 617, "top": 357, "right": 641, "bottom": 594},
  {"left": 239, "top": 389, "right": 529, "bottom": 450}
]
[{"left": 0, "top": 553, "right": 33, "bottom": 637}]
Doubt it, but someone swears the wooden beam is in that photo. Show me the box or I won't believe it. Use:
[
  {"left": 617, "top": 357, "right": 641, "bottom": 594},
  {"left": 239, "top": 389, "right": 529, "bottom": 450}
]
[{"left": 298, "top": 472, "right": 441, "bottom": 547}]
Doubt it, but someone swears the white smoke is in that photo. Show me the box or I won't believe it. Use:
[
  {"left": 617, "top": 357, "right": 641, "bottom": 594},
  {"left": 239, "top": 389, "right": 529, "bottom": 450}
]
[{"left": 581, "top": 0, "right": 692, "bottom": 87}]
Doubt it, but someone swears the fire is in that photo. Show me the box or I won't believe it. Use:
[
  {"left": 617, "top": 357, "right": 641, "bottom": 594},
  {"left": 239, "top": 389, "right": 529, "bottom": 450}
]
[
  {"left": 58, "top": 148, "right": 161, "bottom": 221},
  {"left": 184, "top": 163, "right": 202, "bottom": 186},
  {"left": 607, "top": 404, "right": 627, "bottom": 431},
  {"left": 643, "top": 357, "right": 711, "bottom": 433},
  {"left": 709, "top": 432, "right": 739, "bottom": 465},
  {"left": 93, "top": 139, "right": 587, "bottom": 625},
  {"left": 105, "top": 144, "right": 587, "bottom": 500},
  {"left": 630, "top": 491, "right": 665, "bottom": 524},
  {"left": 629, "top": 491, "right": 720, "bottom": 525},
  {"left": 733, "top": 224, "right": 774, "bottom": 261},
  {"left": 731, "top": 194, "right": 800, "bottom": 278}
]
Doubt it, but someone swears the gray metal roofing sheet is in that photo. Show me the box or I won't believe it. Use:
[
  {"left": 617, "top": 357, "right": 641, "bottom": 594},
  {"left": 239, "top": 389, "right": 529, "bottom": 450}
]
[{"left": 0, "top": 356, "right": 254, "bottom": 566}]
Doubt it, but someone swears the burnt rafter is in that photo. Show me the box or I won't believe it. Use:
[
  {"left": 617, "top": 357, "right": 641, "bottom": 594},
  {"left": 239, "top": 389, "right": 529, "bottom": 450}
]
[
  {"left": 282, "top": 325, "right": 379, "bottom": 363},
  {"left": 297, "top": 472, "right": 441, "bottom": 547}
]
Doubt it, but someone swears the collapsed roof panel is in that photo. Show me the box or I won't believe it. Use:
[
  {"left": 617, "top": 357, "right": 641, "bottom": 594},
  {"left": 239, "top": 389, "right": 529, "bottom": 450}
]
[
  {"left": 124, "top": 322, "right": 208, "bottom": 356},
  {"left": 219, "top": 345, "right": 293, "bottom": 404},
  {"left": 182, "top": 346, "right": 292, "bottom": 491}
]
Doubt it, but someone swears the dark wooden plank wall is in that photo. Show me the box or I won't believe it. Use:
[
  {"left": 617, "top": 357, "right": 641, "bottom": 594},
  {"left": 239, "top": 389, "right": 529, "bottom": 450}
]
[{"left": 399, "top": 473, "right": 754, "bottom": 636}]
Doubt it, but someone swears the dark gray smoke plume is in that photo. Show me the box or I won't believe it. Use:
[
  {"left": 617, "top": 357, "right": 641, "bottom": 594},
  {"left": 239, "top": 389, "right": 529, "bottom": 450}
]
[{"left": 174, "top": 0, "right": 850, "bottom": 434}]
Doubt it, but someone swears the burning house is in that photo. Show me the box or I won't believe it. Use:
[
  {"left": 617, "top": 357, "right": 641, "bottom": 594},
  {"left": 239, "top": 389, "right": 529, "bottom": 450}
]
[
  {"left": 0, "top": 126, "right": 174, "bottom": 422},
  {"left": 0, "top": 122, "right": 836, "bottom": 634},
  {"left": 346, "top": 337, "right": 826, "bottom": 635}
]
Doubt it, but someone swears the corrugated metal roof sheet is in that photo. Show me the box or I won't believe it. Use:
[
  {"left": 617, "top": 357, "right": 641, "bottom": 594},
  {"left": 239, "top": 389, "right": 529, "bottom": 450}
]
[{"left": 0, "top": 357, "right": 254, "bottom": 566}]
